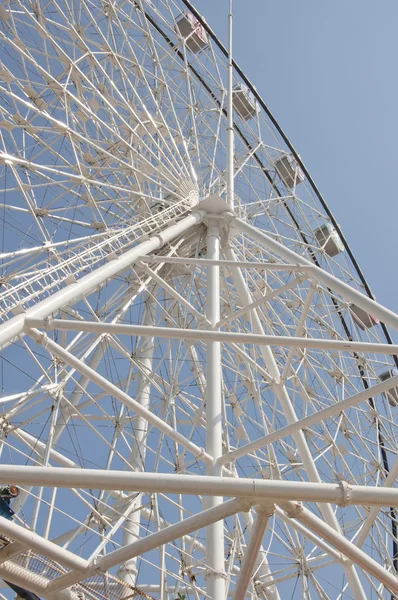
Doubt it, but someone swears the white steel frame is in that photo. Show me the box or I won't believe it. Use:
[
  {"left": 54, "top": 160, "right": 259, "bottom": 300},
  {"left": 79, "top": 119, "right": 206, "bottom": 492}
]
[
  {"left": 0, "top": 1, "right": 397, "bottom": 599},
  {"left": 0, "top": 206, "right": 397, "bottom": 598}
]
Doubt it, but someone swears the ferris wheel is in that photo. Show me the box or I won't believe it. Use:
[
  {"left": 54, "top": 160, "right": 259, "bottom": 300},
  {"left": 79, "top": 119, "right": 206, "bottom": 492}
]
[{"left": 0, "top": 1, "right": 397, "bottom": 599}]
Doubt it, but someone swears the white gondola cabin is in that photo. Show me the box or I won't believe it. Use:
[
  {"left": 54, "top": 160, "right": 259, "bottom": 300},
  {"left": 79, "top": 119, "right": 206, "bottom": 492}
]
[
  {"left": 176, "top": 12, "right": 209, "bottom": 53},
  {"left": 233, "top": 84, "right": 258, "bottom": 121},
  {"left": 350, "top": 304, "right": 378, "bottom": 330},
  {"left": 314, "top": 223, "right": 345, "bottom": 257},
  {"left": 274, "top": 154, "right": 305, "bottom": 189}
]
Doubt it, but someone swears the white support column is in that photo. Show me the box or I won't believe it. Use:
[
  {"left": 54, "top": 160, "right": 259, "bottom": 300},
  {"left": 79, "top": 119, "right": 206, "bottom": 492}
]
[
  {"left": 205, "top": 218, "right": 225, "bottom": 600},
  {"left": 233, "top": 505, "right": 274, "bottom": 600},
  {"left": 119, "top": 293, "right": 156, "bottom": 585}
]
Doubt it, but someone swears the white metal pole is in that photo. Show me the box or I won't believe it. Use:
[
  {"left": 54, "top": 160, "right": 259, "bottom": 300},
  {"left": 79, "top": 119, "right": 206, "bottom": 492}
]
[
  {"left": 119, "top": 294, "right": 155, "bottom": 585},
  {"left": 205, "top": 219, "right": 225, "bottom": 600},
  {"left": 26, "top": 319, "right": 398, "bottom": 356},
  {"left": 0, "top": 466, "right": 397, "bottom": 506},
  {"left": 227, "top": 0, "right": 234, "bottom": 210},
  {"left": 238, "top": 510, "right": 280, "bottom": 600},
  {"left": 232, "top": 506, "right": 274, "bottom": 600},
  {"left": 137, "top": 256, "right": 314, "bottom": 270}
]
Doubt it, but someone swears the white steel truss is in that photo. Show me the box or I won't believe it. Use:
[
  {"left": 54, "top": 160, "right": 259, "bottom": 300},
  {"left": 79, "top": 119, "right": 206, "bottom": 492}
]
[{"left": 0, "top": 1, "right": 397, "bottom": 600}]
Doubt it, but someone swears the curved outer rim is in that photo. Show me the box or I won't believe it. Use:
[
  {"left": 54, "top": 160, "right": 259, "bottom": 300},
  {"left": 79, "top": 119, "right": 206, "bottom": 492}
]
[{"left": 181, "top": 0, "right": 397, "bottom": 357}]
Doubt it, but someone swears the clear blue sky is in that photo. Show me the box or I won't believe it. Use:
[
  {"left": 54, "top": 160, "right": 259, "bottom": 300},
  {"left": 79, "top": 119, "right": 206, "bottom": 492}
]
[{"left": 196, "top": 0, "right": 398, "bottom": 325}]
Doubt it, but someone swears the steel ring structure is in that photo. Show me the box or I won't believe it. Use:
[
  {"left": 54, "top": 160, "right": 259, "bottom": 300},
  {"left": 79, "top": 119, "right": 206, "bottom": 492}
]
[{"left": 0, "top": 1, "right": 397, "bottom": 599}]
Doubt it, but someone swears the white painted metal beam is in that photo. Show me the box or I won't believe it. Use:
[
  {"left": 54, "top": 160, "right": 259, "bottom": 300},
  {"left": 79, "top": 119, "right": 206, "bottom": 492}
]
[
  {"left": 138, "top": 255, "right": 314, "bottom": 272},
  {"left": 118, "top": 293, "right": 155, "bottom": 586},
  {"left": 0, "top": 466, "right": 397, "bottom": 506},
  {"left": 205, "top": 219, "right": 225, "bottom": 600},
  {"left": 24, "top": 319, "right": 398, "bottom": 355},
  {"left": 0, "top": 515, "right": 88, "bottom": 572},
  {"left": 232, "top": 505, "right": 274, "bottom": 600}
]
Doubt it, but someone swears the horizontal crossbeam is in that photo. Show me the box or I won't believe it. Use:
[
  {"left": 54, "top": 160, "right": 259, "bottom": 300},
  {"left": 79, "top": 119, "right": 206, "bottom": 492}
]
[
  {"left": 0, "top": 466, "right": 397, "bottom": 506},
  {"left": 138, "top": 255, "right": 314, "bottom": 271},
  {"left": 24, "top": 318, "right": 398, "bottom": 355}
]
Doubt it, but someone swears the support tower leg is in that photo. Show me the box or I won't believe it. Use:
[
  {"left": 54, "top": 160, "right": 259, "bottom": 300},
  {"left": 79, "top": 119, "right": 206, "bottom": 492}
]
[{"left": 205, "top": 220, "right": 225, "bottom": 599}]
